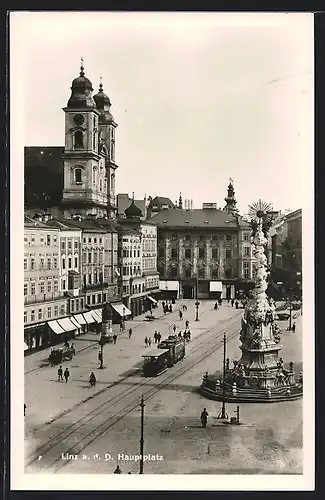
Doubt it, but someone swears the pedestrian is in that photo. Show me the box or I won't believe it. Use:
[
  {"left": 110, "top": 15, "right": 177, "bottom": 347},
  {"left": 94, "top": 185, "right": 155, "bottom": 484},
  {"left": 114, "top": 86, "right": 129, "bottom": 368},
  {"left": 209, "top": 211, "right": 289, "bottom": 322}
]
[
  {"left": 158, "top": 332, "right": 161, "bottom": 343},
  {"left": 64, "top": 340, "right": 70, "bottom": 348},
  {"left": 179, "top": 310, "right": 183, "bottom": 320},
  {"left": 178, "top": 331, "right": 182, "bottom": 338},
  {"left": 145, "top": 336, "right": 148, "bottom": 347},
  {"left": 227, "top": 298, "right": 230, "bottom": 304},
  {"left": 154, "top": 331, "right": 157, "bottom": 343},
  {"left": 70, "top": 342, "right": 75, "bottom": 354},
  {"left": 89, "top": 372, "right": 96, "bottom": 387},
  {"left": 57, "top": 365, "right": 63, "bottom": 382},
  {"left": 128, "top": 328, "right": 132, "bottom": 339},
  {"left": 148, "top": 337, "right": 152, "bottom": 347},
  {"left": 162, "top": 301, "right": 165, "bottom": 309},
  {"left": 185, "top": 319, "right": 189, "bottom": 329},
  {"left": 292, "top": 323, "right": 296, "bottom": 333},
  {"left": 187, "top": 330, "right": 191, "bottom": 341},
  {"left": 200, "top": 408, "right": 209, "bottom": 428},
  {"left": 114, "top": 465, "right": 122, "bottom": 474},
  {"left": 163, "top": 306, "right": 167, "bottom": 314},
  {"left": 173, "top": 324, "right": 176, "bottom": 333},
  {"left": 64, "top": 367, "right": 70, "bottom": 383},
  {"left": 24, "top": 403, "right": 26, "bottom": 417},
  {"left": 235, "top": 301, "right": 239, "bottom": 309},
  {"left": 231, "top": 298, "right": 235, "bottom": 307},
  {"left": 113, "top": 334, "right": 117, "bottom": 344}
]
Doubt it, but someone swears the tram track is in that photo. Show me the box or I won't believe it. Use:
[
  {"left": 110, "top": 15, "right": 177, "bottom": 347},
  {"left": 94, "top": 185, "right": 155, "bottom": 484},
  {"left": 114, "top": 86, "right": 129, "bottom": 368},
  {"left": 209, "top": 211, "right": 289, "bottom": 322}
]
[
  {"left": 25, "top": 310, "right": 241, "bottom": 436},
  {"left": 25, "top": 312, "right": 241, "bottom": 473}
]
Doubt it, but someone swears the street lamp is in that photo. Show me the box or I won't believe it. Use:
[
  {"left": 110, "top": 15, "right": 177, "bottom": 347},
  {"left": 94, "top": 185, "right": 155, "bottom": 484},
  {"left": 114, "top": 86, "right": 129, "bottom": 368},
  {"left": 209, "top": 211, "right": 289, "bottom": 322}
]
[
  {"left": 139, "top": 395, "right": 145, "bottom": 474},
  {"left": 217, "top": 333, "right": 229, "bottom": 420},
  {"left": 122, "top": 305, "right": 126, "bottom": 331},
  {"left": 195, "top": 275, "right": 200, "bottom": 321}
]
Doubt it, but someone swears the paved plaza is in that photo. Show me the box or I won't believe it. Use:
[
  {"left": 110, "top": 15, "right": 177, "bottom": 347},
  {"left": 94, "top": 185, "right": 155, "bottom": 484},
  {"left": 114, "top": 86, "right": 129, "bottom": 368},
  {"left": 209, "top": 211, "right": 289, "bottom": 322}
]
[{"left": 24, "top": 300, "right": 303, "bottom": 475}]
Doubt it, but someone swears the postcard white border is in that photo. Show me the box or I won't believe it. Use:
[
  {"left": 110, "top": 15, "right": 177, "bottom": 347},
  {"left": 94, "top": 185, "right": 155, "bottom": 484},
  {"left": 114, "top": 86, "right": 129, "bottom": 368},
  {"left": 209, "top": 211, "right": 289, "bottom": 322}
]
[{"left": 10, "top": 11, "right": 314, "bottom": 491}]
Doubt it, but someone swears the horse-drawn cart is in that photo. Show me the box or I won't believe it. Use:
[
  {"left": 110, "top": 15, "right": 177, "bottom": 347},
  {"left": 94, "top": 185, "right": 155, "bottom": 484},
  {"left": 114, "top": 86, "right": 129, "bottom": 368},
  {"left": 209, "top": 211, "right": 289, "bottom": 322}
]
[{"left": 48, "top": 346, "right": 75, "bottom": 365}]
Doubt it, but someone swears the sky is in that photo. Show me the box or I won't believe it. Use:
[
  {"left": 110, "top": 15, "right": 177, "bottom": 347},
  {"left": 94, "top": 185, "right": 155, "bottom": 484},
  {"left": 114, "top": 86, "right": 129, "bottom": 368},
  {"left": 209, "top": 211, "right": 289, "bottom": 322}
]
[{"left": 11, "top": 12, "right": 313, "bottom": 215}]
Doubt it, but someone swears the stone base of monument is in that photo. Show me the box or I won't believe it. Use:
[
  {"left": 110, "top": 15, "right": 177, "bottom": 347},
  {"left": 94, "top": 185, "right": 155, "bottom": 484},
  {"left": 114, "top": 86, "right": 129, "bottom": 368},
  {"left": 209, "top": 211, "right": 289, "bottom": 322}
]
[{"left": 199, "top": 373, "right": 303, "bottom": 403}]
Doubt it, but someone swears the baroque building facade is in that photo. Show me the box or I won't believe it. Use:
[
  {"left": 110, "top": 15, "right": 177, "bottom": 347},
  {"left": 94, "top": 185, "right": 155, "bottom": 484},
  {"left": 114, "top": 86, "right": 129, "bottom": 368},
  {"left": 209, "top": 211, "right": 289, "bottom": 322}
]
[{"left": 152, "top": 182, "right": 255, "bottom": 300}]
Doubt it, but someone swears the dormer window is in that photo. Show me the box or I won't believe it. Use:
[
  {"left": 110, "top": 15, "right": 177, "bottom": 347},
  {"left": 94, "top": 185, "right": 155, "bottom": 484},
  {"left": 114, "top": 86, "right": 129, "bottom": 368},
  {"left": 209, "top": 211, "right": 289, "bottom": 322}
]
[{"left": 74, "top": 130, "right": 84, "bottom": 149}]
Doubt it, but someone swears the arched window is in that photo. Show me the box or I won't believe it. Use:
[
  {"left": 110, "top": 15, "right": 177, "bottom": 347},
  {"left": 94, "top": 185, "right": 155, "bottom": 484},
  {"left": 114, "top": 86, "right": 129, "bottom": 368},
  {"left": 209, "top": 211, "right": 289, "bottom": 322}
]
[
  {"left": 74, "top": 130, "right": 84, "bottom": 149},
  {"left": 74, "top": 168, "right": 82, "bottom": 183}
]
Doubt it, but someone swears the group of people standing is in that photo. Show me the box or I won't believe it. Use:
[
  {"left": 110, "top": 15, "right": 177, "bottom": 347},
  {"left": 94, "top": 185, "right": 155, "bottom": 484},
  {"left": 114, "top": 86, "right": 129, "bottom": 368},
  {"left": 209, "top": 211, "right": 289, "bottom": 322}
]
[{"left": 57, "top": 365, "right": 70, "bottom": 383}]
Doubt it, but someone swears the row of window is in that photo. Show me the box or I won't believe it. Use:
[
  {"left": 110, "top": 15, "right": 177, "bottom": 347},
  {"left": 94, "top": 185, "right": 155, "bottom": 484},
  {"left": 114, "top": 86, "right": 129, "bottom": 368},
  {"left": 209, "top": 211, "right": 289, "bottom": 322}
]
[
  {"left": 143, "top": 258, "right": 156, "bottom": 270},
  {"left": 24, "top": 256, "right": 59, "bottom": 271},
  {"left": 82, "top": 251, "right": 104, "bottom": 265},
  {"left": 123, "top": 249, "right": 141, "bottom": 258},
  {"left": 122, "top": 283, "right": 145, "bottom": 295},
  {"left": 122, "top": 266, "right": 141, "bottom": 276},
  {"left": 161, "top": 234, "right": 236, "bottom": 243},
  {"left": 61, "top": 239, "right": 80, "bottom": 251},
  {"left": 164, "top": 268, "right": 234, "bottom": 279},
  {"left": 163, "top": 248, "right": 234, "bottom": 259},
  {"left": 142, "top": 240, "right": 156, "bottom": 251},
  {"left": 160, "top": 263, "right": 252, "bottom": 280},
  {"left": 24, "top": 279, "right": 60, "bottom": 296},
  {"left": 83, "top": 236, "right": 104, "bottom": 244},
  {"left": 25, "top": 233, "right": 58, "bottom": 246},
  {"left": 24, "top": 303, "right": 66, "bottom": 323}
]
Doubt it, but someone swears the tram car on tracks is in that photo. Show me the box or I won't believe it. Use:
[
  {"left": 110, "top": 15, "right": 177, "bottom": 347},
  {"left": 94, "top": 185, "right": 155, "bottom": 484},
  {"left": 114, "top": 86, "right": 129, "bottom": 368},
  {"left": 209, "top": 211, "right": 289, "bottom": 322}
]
[
  {"left": 158, "top": 335, "right": 185, "bottom": 365},
  {"left": 142, "top": 348, "right": 170, "bottom": 377},
  {"left": 142, "top": 335, "right": 186, "bottom": 377}
]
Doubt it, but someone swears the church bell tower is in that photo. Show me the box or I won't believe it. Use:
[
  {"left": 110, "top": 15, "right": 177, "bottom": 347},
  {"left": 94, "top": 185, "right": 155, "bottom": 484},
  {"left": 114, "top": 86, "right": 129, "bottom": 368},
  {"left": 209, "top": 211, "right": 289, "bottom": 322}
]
[{"left": 62, "top": 61, "right": 110, "bottom": 218}]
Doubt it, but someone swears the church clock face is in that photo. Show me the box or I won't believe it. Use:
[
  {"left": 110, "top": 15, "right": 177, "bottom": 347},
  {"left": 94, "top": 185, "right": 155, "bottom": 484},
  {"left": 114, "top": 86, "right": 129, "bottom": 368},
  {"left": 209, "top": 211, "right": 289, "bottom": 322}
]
[{"left": 73, "top": 114, "right": 85, "bottom": 126}]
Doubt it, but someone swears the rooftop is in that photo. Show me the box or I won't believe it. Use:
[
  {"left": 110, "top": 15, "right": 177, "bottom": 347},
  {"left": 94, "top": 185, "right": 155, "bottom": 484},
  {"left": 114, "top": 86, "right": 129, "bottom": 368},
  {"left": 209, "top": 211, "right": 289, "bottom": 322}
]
[{"left": 150, "top": 208, "right": 239, "bottom": 229}]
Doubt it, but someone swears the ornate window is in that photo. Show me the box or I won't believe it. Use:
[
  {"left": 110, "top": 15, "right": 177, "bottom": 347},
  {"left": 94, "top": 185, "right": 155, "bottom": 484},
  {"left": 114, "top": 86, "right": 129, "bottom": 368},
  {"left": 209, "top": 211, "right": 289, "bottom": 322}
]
[
  {"left": 110, "top": 173, "right": 115, "bottom": 192},
  {"left": 73, "top": 130, "right": 84, "bottom": 149}
]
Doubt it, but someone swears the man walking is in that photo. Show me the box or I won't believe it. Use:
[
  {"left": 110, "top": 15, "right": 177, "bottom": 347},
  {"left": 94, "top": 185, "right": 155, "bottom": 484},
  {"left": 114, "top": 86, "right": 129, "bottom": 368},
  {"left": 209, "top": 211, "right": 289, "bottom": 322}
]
[
  {"left": 64, "top": 367, "right": 70, "bottom": 383},
  {"left": 113, "top": 334, "right": 117, "bottom": 344},
  {"left": 128, "top": 328, "right": 132, "bottom": 339},
  {"left": 57, "top": 365, "right": 63, "bottom": 382}
]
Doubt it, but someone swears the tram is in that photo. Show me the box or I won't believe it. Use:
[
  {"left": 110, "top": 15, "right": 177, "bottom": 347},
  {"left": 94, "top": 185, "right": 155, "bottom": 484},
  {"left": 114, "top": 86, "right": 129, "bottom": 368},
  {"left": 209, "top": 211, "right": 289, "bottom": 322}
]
[
  {"left": 142, "top": 348, "right": 170, "bottom": 377},
  {"left": 142, "top": 335, "right": 186, "bottom": 377},
  {"left": 158, "top": 335, "right": 185, "bottom": 365}
]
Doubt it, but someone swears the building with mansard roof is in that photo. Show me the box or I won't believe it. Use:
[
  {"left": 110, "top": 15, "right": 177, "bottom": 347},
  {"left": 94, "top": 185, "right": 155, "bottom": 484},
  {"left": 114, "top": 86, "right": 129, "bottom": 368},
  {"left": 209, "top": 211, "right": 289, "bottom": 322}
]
[{"left": 151, "top": 181, "right": 255, "bottom": 300}]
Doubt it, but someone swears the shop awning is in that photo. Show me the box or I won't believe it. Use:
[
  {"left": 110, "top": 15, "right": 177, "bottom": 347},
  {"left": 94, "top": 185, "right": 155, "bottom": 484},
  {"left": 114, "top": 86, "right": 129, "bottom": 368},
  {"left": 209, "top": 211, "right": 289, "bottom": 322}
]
[
  {"left": 24, "top": 342, "right": 29, "bottom": 351},
  {"left": 209, "top": 281, "right": 223, "bottom": 292},
  {"left": 159, "top": 280, "right": 179, "bottom": 291},
  {"left": 47, "top": 320, "right": 65, "bottom": 335},
  {"left": 90, "top": 309, "right": 102, "bottom": 322},
  {"left": 111, "top": 303, "right": 132, "bottom": 317},
  {"left": 57, "top": 317, "right": 79, "bottom": 332},
  {"left": 147, "top": 295, "right": 158, "bottom": 304},
  {"left": 83, "top": 311, "right": 96, "bottom": 324},
  {"left": 70, "top": 316, "right": 82, "bottom": 328},
  {"left": 74, "top": 314, "right": 87, "bottom": 325}
]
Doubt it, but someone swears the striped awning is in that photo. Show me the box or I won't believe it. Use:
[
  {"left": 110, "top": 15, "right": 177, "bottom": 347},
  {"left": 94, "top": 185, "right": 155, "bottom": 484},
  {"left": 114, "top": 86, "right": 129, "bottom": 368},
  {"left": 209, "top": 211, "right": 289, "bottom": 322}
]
[
  {"left": 111, "top": 303, "right": 132, "bottom": 317},
  {"left": 48, "top": 320, "right": 65, "bottom": 335},
  {"left": 83, "top": 311, "right": 96, "bottom": 324},
  {"left": 57, "top": 317, "right": 79, "bottom": 332},
  {"left": 91, "top": 308, "right": 102, "bottom": 322},
  {"left": 74, "top": 313, "right": 87, "bottom": 325},
  {"left": 147, "top": 295, "right": 158, "bottom": 304},
  {"left": 70, "top": 316, "right": 82, "bottom": 328}
]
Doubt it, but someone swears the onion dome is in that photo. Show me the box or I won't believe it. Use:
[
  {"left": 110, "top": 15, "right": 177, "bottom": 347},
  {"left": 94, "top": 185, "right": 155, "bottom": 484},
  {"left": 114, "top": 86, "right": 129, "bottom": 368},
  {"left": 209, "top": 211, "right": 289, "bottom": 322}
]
[
  {"left": 94, "top": 80, "right": 114, "bottom": 122},
  {"left": 125, "top": 199, "right": 142, "bottom": 219},
  {"left": 67, "top": 62, "right": 95, "bottom": 109},
  {"left": 94, "top": 82, "right": 111, "bottom": 109}
]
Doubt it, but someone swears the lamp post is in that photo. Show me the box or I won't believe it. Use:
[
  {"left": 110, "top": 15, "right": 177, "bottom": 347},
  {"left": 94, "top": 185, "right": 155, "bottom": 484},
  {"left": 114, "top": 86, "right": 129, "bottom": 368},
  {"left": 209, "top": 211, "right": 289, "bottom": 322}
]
[
  {"left": 217, "top": 333, "right": 228, "bottom": 419},
  {"left": 122, "top": 305, "right": 126, "bottom": 331},
  {"left": 195, "top": 275, "right": 199, "bottom": 321},
  {"left": 99, "top": 275, "right": 106, "bottom": 369},
  {"left": 139, "top": 395, "right": 145, "bottom": 474}
]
